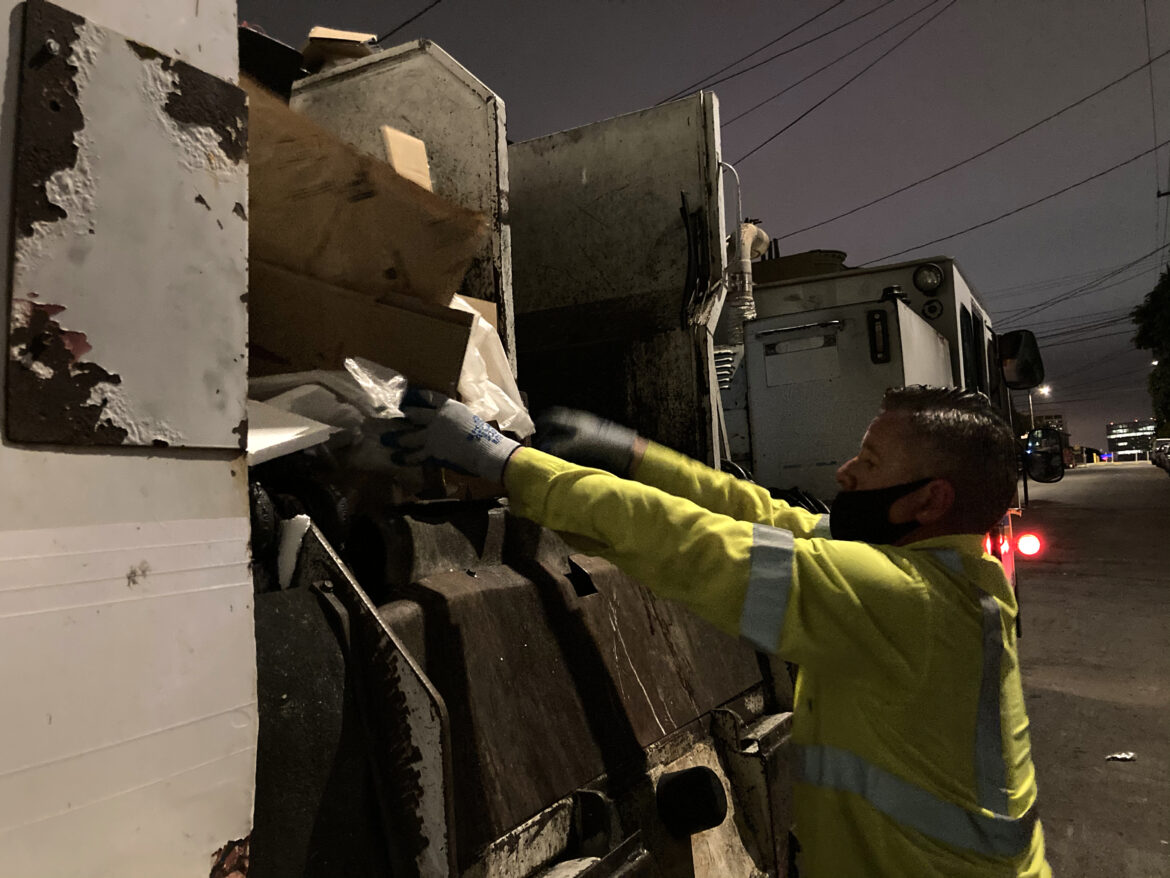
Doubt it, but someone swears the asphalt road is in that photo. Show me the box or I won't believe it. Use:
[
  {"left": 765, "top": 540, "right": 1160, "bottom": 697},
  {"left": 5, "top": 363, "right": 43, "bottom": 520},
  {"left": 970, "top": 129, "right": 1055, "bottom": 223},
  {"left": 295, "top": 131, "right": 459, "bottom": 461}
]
[{"left": 1016, "top": 462, "right": 1170, "bottom": 877}]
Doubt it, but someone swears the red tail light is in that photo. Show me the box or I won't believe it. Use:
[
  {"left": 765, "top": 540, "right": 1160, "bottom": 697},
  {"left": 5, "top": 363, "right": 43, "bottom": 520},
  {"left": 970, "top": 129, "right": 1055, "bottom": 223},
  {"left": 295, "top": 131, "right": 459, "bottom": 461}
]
[{"left": 1016, "top": 533, "right": 1042, "bottom": 557}]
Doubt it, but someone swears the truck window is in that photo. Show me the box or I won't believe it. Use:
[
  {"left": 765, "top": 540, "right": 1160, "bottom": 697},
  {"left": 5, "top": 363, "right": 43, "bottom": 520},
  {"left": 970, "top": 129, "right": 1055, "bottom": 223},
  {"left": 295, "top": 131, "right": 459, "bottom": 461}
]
[
  {"left": 960, "top": 305, "right": 978, "bottom": 392},
  {"left": 971, "top": 310, "right": 988, "bottom": 393},
  {"left": 987, "top": 334, "right": 1005, "bottom": 408}
]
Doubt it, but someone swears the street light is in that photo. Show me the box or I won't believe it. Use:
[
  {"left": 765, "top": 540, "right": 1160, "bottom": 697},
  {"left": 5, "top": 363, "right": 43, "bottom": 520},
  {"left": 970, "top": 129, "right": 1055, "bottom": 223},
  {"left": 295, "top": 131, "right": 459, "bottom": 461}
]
[{"left": 1028, "top": 384, "right": 1051, "bottom": 429}]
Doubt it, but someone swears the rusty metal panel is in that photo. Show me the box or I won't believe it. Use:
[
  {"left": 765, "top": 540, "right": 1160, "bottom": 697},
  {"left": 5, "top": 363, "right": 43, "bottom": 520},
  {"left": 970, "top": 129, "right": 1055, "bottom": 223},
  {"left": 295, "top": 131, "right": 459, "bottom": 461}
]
[
  {"left": 508, "top": 94, "right": 726, "bottom": 463},
  {"left": 6, "top": 0, "right": 248, "bottom": 448},
  {"left": 291, "top": 40, "right": 514, "bottom": 369}
]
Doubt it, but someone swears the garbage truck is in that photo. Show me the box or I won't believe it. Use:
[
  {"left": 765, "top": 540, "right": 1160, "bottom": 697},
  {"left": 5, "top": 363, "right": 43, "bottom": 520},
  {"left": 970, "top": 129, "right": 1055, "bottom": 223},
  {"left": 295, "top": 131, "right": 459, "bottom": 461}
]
[{"left": 0, "top": 2, "right": 1059, "bottom": 876}]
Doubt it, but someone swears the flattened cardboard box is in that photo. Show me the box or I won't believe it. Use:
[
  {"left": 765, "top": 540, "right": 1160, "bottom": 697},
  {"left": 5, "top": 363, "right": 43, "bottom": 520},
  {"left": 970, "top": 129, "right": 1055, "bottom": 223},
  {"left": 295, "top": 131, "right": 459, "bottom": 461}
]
[
  {"left": 249, "top": 261, "right": 474, "bottom": 396},
  {"left": 245, "top": 76, "right": 489, "bottom": 306}
]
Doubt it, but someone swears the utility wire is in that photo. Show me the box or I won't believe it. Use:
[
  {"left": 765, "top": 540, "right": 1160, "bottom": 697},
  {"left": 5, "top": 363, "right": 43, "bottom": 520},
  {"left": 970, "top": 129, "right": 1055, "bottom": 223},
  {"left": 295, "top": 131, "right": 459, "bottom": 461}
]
[
  {"left": 777, "top": 47, "right": 1170, "bottom": 240},
  {"left": 1036, "top": 316, "right": 1131, "bottom": 342},
  {"left": 1142, "top": 0, "right": 1168, "bottom": 261},
  {"left": 659, "top": 0, "right": 884, "bottom": 104},
  {"left": 993, "top": 263, "right": 1162, "bottom": 322},
  {"left": 982, "top": 253, "right": 1167, "bottom": 299},
  {"left": 1000, "top": 242, "right": 1170, "bottom": 325},
  {"left": 376, "top": 0, "right": 444, "bottom": 44},
  {"left": 725, "top": 0, "right": 940, "bottom": 127},
  {"left": 1041, "top": 328, "right": 1135, "bottom": 348},
  {"left": 1023, "top": 306, "right": 1133, "bottom": 329},
  {"left": 1045, "top": 364, "right": 1152, "bottom": 394},
  {"left": 1030, "top": 387, "right": 1147, "bottom": 405},
  {"left": 862, "top": 139, "right": 1170, "bottom": 265},
  {"left": 733, "top": 0, "right": 957, "bottom": 165}
]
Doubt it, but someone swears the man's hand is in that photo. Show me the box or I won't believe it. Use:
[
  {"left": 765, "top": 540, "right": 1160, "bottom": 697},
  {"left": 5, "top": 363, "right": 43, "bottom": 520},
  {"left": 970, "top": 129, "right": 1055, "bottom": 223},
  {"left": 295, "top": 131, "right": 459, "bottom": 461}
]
[
  {"left": 535, "top": 407, "right": 639, "bottom": 476},
  {"left": 382, "top": 389, "right": 520, "bottom": 483}
]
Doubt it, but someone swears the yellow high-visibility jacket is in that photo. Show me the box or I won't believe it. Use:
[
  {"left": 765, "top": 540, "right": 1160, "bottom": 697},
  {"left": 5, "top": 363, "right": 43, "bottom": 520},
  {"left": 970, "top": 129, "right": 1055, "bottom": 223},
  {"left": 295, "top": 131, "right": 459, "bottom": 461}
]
[{"left": 505, "top": 442, "right": 1050, "bottom": 878}]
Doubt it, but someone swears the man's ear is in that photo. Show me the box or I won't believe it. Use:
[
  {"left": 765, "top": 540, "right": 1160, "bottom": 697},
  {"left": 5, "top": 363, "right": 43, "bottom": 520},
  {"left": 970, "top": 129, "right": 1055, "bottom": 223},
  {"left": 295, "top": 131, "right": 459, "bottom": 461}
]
[{"left": 912, "top": 478, "right": 955, "bottom": 525}]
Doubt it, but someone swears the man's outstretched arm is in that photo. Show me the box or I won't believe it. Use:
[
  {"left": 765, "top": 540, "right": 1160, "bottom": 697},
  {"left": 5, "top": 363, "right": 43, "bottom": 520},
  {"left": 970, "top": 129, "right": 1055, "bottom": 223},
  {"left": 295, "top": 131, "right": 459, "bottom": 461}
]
[{"left": 536, "top": 408, "right": 828, "bottom": 538}]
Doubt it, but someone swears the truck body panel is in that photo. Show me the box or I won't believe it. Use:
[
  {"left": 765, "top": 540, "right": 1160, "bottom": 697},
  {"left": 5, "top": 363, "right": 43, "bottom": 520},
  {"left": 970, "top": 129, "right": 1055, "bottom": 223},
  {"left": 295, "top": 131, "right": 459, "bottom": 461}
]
[
  {"left": 745, "top": 300, "right": 952, "bottom": 500},
  {"left": 0, "top": 0, "right": 256, "bottom": 874},
  {"left": 509, "top": 94, "right": 727, "bottom": 464}
]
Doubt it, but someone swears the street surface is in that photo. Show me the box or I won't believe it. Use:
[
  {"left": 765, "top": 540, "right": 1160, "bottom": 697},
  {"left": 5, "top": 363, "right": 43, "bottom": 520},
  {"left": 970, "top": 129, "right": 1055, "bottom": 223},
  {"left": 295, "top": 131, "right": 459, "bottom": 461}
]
[{"left": 1016, "top": 462, "right": 1170, "bottom": 877}]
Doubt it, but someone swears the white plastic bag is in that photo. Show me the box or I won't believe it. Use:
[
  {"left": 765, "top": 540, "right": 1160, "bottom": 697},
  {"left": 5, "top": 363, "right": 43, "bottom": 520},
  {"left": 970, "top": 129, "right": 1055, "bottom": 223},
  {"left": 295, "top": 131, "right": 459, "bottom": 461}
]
[{"left": 449, "top": 295, "right": 535, "bottom": 438}]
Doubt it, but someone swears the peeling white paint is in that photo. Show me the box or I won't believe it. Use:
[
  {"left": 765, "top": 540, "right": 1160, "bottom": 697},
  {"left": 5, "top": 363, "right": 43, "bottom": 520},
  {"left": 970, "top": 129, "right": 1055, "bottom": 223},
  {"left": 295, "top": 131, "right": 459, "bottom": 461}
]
[
  {"left": 138, "top": 51, "right": 243, "bottom": 175},
  {"left": 11, "top": 18, "right": 247, "bottom": 448},
  {"left": 88, "top": 380, "right": 183, "bottom": 446}
]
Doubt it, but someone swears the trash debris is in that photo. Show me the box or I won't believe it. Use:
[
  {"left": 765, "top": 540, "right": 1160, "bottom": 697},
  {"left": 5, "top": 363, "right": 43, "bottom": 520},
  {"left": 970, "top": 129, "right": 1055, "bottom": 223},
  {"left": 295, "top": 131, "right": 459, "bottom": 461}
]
[
  {"left": 1105, "top": 752, "right": 1136, "bottom": 762},
  {"left": 450, "top": 294, "right": 535, "bottom": 437},
  {"left": 246, "top": 399, "right": 337, "bottom": 466}
]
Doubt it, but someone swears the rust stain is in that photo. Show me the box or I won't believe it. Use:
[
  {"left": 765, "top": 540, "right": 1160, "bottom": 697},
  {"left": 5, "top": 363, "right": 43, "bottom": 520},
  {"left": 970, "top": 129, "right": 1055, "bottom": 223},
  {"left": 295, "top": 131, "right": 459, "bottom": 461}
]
[
  {"left": 232, "top": 417, "right": 247, "bottom": 452},
  {"left": 6, "top": 299, "right": 128, "bottom": 444},
  {"left": 209, "top": 835, "right": 249, "bottom": 878}
]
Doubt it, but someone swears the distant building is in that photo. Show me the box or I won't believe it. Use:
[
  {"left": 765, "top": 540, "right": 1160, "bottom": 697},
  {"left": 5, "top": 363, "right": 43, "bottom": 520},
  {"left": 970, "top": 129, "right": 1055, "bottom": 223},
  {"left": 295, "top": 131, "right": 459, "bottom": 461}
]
[
  {"left": 1034, "top": 414, "right": 1065, "bottom": 432},
  {"left": 1105, "top": 418, "right": 1157, "bottom": 461}
]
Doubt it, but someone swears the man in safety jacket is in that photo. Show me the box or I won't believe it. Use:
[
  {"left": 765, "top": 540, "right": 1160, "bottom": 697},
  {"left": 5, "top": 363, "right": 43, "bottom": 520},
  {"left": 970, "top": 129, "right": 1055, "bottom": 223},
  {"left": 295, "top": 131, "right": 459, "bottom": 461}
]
[{"left": 384, "top": 384, "right": 1051, "bottom": 878}]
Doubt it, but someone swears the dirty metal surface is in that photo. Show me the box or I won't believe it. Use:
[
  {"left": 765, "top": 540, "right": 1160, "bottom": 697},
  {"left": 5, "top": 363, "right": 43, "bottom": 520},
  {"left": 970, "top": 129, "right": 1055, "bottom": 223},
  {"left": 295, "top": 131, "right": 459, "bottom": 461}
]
[
  {"left": 517, "top": 328, "right": 722, "bottom": 466},
  {"left": 508, "top": 93, "right": 724, "bottom": 327},
  {"left": 291, "top": 40, "right": 515, "bottom": 370},
  {"left": 382, "top": 511, "right": 762, "bottom": 867},
  {"left": 251, "top": 586, "right": 392, "bottom": 878},
  {"left": 291, "top": 525, "right": 457, "bottom": 878},
  {"left": 508, "top": 94, "right": 725, "bottom": 464},
  {"left": 6, "top": 0, "right": 248, "bottom": 447}
]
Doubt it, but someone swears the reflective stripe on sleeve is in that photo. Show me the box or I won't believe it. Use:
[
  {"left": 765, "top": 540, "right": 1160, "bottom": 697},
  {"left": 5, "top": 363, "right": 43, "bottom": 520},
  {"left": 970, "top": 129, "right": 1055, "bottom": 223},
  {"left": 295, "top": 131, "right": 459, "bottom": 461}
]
[
  {"left": 811, "top": 514, "right": 833, "bottom": 539},
  {"left": 738, "top": 524, "right": 795, "bottom": 652},
  {"left": 976, "top": 593, "right": 1010, "bottom": 813},
  {"left": 796, "top": 744, "right": 1038, "bottom": 858}
]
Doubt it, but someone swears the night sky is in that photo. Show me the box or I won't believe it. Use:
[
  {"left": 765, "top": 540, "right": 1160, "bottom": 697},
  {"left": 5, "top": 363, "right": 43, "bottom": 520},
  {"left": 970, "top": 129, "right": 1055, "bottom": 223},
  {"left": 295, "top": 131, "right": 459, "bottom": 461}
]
[{"left": 238, "top": 0, "right": 1170, "bottom": 448}]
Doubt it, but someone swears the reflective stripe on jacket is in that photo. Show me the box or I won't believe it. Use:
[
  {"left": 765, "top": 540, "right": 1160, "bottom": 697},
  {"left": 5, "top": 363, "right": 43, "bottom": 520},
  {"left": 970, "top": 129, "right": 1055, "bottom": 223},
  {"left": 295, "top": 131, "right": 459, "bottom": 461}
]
[{"left": 504, "top": 443, "right": 1051, "bottom": 877}]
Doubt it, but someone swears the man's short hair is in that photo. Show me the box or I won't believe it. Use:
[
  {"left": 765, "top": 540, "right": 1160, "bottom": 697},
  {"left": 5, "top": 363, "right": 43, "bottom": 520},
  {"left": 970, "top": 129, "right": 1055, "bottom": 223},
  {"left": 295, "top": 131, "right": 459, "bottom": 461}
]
[{"left": 880, "top": 385, "right": 1018, "bottom": 533}]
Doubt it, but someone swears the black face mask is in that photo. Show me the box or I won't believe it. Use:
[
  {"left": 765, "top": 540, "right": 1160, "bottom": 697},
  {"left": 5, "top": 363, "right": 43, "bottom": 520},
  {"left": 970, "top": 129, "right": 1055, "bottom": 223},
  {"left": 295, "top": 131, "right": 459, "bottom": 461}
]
[{"left": 829, "top": 477, "right": 934, "bottom": 545}]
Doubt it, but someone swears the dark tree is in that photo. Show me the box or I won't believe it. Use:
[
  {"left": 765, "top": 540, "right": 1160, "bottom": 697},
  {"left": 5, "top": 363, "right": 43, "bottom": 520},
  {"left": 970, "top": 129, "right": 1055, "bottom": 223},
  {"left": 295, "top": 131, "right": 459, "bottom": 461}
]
[{"left": 1131, "top": 268, "right": 1170, "bottom": 433}]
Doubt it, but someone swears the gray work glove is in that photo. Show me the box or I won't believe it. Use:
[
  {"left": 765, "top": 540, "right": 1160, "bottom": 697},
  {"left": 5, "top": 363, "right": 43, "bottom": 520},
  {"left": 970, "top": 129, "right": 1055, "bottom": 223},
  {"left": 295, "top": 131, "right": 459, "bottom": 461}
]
[
  {"left": 534, "top": 407, "right": 638, "bottom": 476},
  {"left": 381, "top": 388, "right": 519, "bottom": 482}
]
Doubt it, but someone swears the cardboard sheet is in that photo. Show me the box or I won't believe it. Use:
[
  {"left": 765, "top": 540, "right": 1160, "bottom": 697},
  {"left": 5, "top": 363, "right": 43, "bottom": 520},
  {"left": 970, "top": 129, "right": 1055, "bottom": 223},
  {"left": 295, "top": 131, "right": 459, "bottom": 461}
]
[
  {"left": 248, "top": 260, "right": 474, "bottom": 395},
  {"left": 245, "top": 76, "right": 489, "bottom": 306}
]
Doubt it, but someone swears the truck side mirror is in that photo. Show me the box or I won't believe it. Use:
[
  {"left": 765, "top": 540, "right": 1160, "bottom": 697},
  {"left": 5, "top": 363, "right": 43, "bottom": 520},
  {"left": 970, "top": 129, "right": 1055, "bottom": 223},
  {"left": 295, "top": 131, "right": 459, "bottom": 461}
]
[
  {"left": 998, "top": 330, "right": 1045, "bottom": 390},
  {"left": 1024, "top": 427, "right": 1064, "bottom": 483}
]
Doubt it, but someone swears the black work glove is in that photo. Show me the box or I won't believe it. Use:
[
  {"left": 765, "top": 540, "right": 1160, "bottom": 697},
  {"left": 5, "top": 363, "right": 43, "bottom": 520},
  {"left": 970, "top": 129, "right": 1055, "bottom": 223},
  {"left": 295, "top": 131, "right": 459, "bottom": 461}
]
[{"left": 534, "top": 407, "right": 639, "bottom": 476}]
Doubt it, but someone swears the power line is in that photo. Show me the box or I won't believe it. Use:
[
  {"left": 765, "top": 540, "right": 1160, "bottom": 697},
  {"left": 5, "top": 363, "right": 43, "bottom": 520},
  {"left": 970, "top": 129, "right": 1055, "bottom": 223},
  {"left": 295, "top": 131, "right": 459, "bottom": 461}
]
[
  {"left": 1030, "top": 387, "right": 1147, "bottom": 405},
  {"left": 1142, "top": 0, "right": 1168, "bottom": 260},
  {"left": 1036, "top": 315, "right": 1131, "bottom": 341},
  {"left": 1014, "top": 305, "right": 1133, "bottom": 328},
  {"left": 993, "top": 264, "right": 1162, "bottom": 325},
  {"left": 658, "top": 1, "right": 851, "bottom": 104},
  {"left": 733, "top": 0, "right": 957, "bottom": 165},
  {"left": 376, "top": 0, "right": 445, "bottom": 44},
  {"left": 982, "top": 254, "right": 1167, "bottom": 299},
  {"left": 724, "top": 0, "right": 941, "bottom": 128},
  {"left": 862, "top": 140, "right": 1170, "bottom": 265},
  {"left": 776, "top": 47, "right": 1170, "bottom": 240},
  {"left": 1041, "top": 327, "right": 1135, "bottom": 349},
  {"left": 1045, "top": 365, "right": 1151, "bottom": 394},
  {"left": 1000, "top": 242, "right": 1170, "bottom": 325}
]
